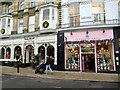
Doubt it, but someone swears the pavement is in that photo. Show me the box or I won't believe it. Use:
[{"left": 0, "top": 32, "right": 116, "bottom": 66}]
[{"left": 0, "top": 66, "right": 120, "bottom": 82}]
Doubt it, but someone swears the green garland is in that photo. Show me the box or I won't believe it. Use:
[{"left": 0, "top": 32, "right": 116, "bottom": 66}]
[
  {"left": 1, "top": 28, "right": 5, "bottom": 34},
  {"left": 43, "top": 21, "right": 49, "bottom": 28}
]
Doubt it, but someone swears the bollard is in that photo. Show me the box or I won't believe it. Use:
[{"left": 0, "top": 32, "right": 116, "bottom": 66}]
[{"left": 16, "top": 61, "right": 20, "bottom": 73}]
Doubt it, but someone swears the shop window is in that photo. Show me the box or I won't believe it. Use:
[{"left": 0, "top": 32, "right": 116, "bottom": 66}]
[
  {"left": 96, "top": 42, "right": 114, "bottom": 71},
  {"left": 38, "top": 46, "right": 45, "bottom": 63},
  {"left": 65, "top": 44, "right": 80, "bottom": 70},
  {"left": 14, "top": 46, "right": 22, "bottom": 59},
  {"left": 6, "top": 47, "right": 11, "bottom": 59}
]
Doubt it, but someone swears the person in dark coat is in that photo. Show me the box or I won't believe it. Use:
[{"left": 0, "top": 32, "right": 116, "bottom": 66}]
[{"left": 45, "top": 55, "right": 53, "bottom": 74}]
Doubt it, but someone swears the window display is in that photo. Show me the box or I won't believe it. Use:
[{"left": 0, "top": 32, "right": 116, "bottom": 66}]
[
  {"left": 6, "top": 47, "right": 11, "bottom": 59},
  {"left": 65, "top": 44, "right": 80, "bottom": 70},
  {"left": 96, "top": 42, "right": 114, "bottom": 71},
  {"left": 64, "top": 40, "right": 115, "bottom": 72}
]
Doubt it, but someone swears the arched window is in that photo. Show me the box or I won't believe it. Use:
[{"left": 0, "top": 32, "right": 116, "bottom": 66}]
[
  {"left": 1, "top": 48, "right": 5, "bottom": 59},
  {"left": 6, "top": 47, "right": 11, "bottom": 59},
  {"left": 38, "top": 46, "right": 45, "bottom": 62},
  {"left": 14, "top": 46, "right": 22, "bottom": 59},
  {"left": 25, "top": 45, "right": 34, "bottom": 63},
  {"left": 47, "top": 45, "right": 54, "bottom": 57}
]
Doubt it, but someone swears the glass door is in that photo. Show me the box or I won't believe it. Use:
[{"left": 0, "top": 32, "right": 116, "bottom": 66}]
[
  {"left": 81, "top": 54, "right": 95, "bottom": 72},
  {"left": 80, "top": 43, "right": 95, "bottom": 72}
]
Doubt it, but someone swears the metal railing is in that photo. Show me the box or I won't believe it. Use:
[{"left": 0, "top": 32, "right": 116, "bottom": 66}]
[{"left": 59, "top": 19, "right": 120, "bottom": 28}]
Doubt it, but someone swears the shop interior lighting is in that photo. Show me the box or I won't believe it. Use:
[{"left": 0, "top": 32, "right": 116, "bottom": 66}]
[
  {"left": 70, "top": 32, "right": 73, "bottom": 35},
  {"left": 103, "top": 29, "right": 105, "bottom": 33},
  {"left": 86, "top": 31, "right": 89, "bottom": 37},
  {"left": 86, "top": 31, "right": 89, "bottom": 34}
]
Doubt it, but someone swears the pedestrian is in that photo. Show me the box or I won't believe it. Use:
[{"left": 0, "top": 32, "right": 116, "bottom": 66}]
[
  {"left": 45, "top": 55, "right": 53, "bottom": 74},
  {"left": 50, "top": 56, "right": 54, "bottom": 69},
  {"left": 31, "top": 54, "right": 35, "bottom": 69}
]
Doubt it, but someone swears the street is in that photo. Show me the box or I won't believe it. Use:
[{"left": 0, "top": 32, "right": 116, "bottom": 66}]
[{"left": 1, "top": 74, "right": 119, "bottom": 88}]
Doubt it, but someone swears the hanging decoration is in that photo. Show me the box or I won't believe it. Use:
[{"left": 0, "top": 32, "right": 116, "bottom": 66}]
[
  {"left": 43, "top": 21, "right": 49, "bottom": 28},
  {"left": 1, "top": 28, "right": 5, "bottom": 34},
  {"left": 65, "top": 38, "right": 114, "bottom": 45}
]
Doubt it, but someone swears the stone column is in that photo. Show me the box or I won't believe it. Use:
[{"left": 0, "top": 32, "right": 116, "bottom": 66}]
[
  {"left": 45, "top": 46, "right": 47, "bottom": 63},
  {"left": 22, "top": 38, "right": 25, "bottom": 63},
  {"left": 0, "top": 47, "right": 2, "bottom": 59},
  {"left": 4, "top": 47, "right": 6, "bottom": 59},
  {"left": 11, "top": 43, "right": 14, "bottom": 60}
]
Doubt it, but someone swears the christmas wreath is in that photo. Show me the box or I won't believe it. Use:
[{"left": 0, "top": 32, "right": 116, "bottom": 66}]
[
  {"left": 43, "top": 21, "right": 49, "bottom": 28},
  {"left": 1, "top": 28, "right": 5, "bottom": 34}
]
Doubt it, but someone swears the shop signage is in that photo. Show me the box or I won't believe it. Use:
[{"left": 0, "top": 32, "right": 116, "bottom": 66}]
[
  {"left": 81, "top": 16, "right": 92, "bottom": 19},
  {"left": 24, "top": 37, "right": 35, "bottom": 43},
  {"left": 83, "top": 44, "right": 92, "bottom": 47}
]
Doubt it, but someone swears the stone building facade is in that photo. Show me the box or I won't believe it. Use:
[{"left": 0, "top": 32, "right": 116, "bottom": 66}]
[{"left": 0, "top": 0, "right": 61, "bottom": 68}]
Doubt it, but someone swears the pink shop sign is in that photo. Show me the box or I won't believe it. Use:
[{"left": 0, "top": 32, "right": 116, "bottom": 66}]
[{"left": 64, "top": 29, "right": 114, "bottom": 41}]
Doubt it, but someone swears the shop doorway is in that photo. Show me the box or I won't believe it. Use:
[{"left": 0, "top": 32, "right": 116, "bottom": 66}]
[
  {"left": 1, "top": 48, "right": 5, "bottom": 59},
  {"left": 81, "top": 54, "right": 95, "bottom": 72},
  {"left": 14, "top": 46, "right": 22, "bottom": 59},
  {"left": 38, "top": 46, "right": 45, "bottom": 63},
  {"left": 6, "top": 47, "right": 11, "bottom": 59},
  {"left": 25, "top": 45, "right": 34, "bottom": 63}
]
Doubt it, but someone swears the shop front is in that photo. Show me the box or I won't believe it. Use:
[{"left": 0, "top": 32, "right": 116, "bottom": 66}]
[{"left": 64, "top": 29, "right": 116, "bottom": 73}]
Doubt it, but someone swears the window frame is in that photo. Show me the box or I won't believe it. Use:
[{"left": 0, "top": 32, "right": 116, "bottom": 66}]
[
  {"left": 29, "top": 16, "right": 35, "bottom": 32},
  {"left": 7, "top": 18, "right": 10, "bottom": 27},
  {"left": 30, "top": 1, "right": 36, "bottom": 7},
  {"left": 18, "top": 18, "right": 23, "bottom": 33},
  {"left": 68, "top": 3, "right": 80, "bottom": 27},
  {"left": 20, "top": 1, "right": 24, "bottom": 9},
  {"left": 43, "top": 9, "right": 50, "bottom": 21},
  {"left": 7, "top": 4, "right": 12, "bottom": 13}
]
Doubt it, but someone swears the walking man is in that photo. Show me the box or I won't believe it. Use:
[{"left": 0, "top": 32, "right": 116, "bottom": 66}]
[{"left": 45, "top": 55, "right": 53, "bottom": 74}]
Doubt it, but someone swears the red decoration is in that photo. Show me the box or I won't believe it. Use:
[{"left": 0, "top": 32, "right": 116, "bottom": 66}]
[
  {"left": 98, "top": 42, "right": 101, "bottom": 45},
  {"left": 79, "top": 43, "right": 83, "bottom": 46}
]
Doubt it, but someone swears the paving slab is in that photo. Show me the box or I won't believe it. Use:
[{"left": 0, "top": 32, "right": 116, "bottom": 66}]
[{"left": 0, "top": 66, "right": 119, "bottom": 82}]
